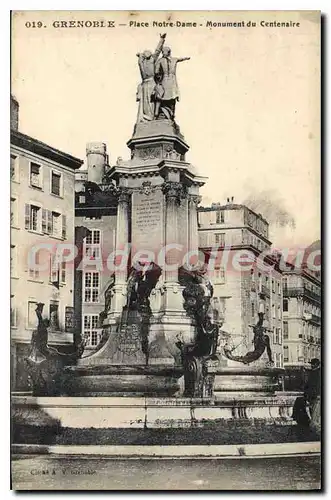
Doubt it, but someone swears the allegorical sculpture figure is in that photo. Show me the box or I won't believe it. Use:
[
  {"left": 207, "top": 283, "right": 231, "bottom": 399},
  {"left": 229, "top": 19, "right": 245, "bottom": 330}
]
[
  {"left": 154, "top": 46, "right": 190, "bottom": 120},
  {"left": 136, "top": 33, "right": 166, "bottom": 122},
  {"left": 176, "top": 266, "right": 219, "bottom": 397},
  {"left": 223, "top": 312, "right": 274, "bottom": 365},
  {"left": 117, "top": 262, "right": 162, "bottom": 362},
  {"left": 26, "top": 303, "right": 67, "bottom": 395}
]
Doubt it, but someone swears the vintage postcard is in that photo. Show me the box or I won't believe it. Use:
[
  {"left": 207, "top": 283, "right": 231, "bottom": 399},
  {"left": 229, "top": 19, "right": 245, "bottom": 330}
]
[{"left": 10, "top": 10, "right": 321, "bottom": 490}]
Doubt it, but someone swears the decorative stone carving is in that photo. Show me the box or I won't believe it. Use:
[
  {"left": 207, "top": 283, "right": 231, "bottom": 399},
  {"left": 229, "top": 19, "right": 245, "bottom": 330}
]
[
  {"left": 116, "top": 263, "right": 162, "bottom": 363},
  {"left": 136, "top": 146, "right": 162, "bottom": 161},
  {"left": 176, "top": 267, "right": 219, "bottom": 398},
  {"left": 118, "top": 187, "right": 132, "bottom": 204},
  {"left": 188, "top": 194, "right": 202, "bottom": 207},
  {"left": 99, "top": 275, "right": 116, "bottom": 327},
  {"left": 163, "top": 144, "right": 181, "bottom": 160},
  {"left": 162, "top": 181, "right": 185, "bottom": 205},
  {"left": 99, "top": 183, "right": 120, "bottom": 196},
  {"left": 139, "top": 180, "right": 156, "bottom": 196}
]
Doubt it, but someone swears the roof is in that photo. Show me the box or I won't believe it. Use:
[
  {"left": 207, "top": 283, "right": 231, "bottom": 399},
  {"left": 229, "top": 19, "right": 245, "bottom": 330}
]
[
  {"left": 11, "top": 129, "right": 83, "bottom": 170},
  {"left": 198, "top": 203, "right": 269, "bottom": 225}
]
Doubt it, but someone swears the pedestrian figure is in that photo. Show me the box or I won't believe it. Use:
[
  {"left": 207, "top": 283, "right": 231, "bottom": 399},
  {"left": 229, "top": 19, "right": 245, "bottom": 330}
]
[{"left": 304, "top": 358, "right": 321, "bottom": 435}]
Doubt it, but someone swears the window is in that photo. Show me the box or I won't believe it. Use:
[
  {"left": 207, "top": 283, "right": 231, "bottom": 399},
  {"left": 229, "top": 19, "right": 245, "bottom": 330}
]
[
  {"left": 10, "top": 296, "right": 17, "bottom": 327},
  {"left": 52, "top": 212, "right": 61, "bottom": 237},
  {"left": 11, "top": 154, "right": 18, "bottom": 181},
  {"left": 283, "top": 346, "right": 289, "bottom": 362},
  {"left": 10, "top": 197, "right": 17, "bottom": 226},
  {"left": 283, "top": 277, "right": 288, "bottom": 291},
  {"left": 216, "top": 210, "right": 224, "bottom": 224},
  {"left": 40, "top": 210, "right": 66, "bottom": 239},
  {"left": 272, "top": 279, "right": 275, "bottom": 293},
  {"left": 272, "top": 304, "right": 276, "bottom": 319},
  {"left": 51, "top": 171, "right": 62, "bottom": 196},
  {"left": 283, "top": 321, "right": 289, "bottom": 339},
  {"left": 83, "top": 314, "right": 101, "bottom": 347},
  {"left": 50, "top": 254, "right": 59, "bottom": 284},
  {"left": 28, "top": 301, "right": 38, "bottom": 329},
  {"left": 275, "top": 353, "right": 281, "bottom": 368},
  {"left": 10, "top": 245, "right": 17, "bottom": 277},
  {"left": 29, "top": 250, "right": 40, "bottom": 280},
  {"left": 65, "top": 306, "right": 75, "bottom": 333},
  {"left": 258, "top": 273, "right": 263, "bottom": 292},
  {"left": 283, "top": 299, "right": 289, "bottom": 312},
  {"left": 273, "top": 327, "right": 277, "bottom": 344},
  {"left": 62, "top": 214, "right": 67, "bottom": 239},
  {"left": 84, "top": 271, "right": 100, "bottom": 303},
  {"left": 251, "top": 302, "right": 255, "bottom": 318},
  {"left": 214, "top": 233, "right": 225, "bottom": 246},
  {"left": 215, "top": 267, "right": 225, "bottom": 284},
  {"left": 49, "top": 301, "right": 60, "bottom": 331},
  {"left": 278, "top": 305, "right": 281, "bottom": 320},
  {"left": 25, "top": 204, "right": 41, "bottom": 232},
  {"left": 61, "top": 261, "right": 66, "bottom": 284},
  {"left": 85, "top": 229, "right": 101, "bottom": 261},
  {"left": 277, "top": 327, "right": 282, "bottom": 345},
  {"left": 277, "top": 281, "right": 281, "bottom": 295},
  {"left": 30, "top": 162, "right": 42, "bottom": 189},
  {"left": 51, "top": 254, "right": 66, "bottom": 285},
  {"left": 86, "top": 229, "right": 101, "bottom": 245}
]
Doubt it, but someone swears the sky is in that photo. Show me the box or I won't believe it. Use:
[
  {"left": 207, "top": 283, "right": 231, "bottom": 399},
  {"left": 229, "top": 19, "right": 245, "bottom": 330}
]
[{"left": 11, "top": 10, "right": 320, "bottom": 248}]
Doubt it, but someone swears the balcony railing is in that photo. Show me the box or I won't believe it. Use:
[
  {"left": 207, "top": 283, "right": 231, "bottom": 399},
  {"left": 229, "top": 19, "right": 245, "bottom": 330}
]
[{"left": 283, "top": 286, "right": 321, "bottom": 304}]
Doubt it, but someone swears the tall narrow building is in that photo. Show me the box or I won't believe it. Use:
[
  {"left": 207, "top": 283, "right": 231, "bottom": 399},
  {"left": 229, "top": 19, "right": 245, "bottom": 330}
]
[{"left": 282, "top": 241, "right": 321, "bottom": 389}]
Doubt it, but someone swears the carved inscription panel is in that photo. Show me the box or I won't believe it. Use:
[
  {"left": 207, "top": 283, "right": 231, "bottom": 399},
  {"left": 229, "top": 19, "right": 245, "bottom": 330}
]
[{"left": 131, "top": 188, "right": 165, "bottom": 254}]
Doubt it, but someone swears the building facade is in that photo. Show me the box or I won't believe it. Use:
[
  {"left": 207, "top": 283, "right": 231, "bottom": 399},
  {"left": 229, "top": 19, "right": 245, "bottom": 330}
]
[
  {"left": 74, "top": 143, "right": 118, "bottom": 352},
  {"left": 10, "top": 97, "right": 83, "bottom": 390},
  {"left": 198, "top": 201, "right": 284, "bottom": 368},
  {"left": 282, "top": 267, "right": 321, "bottom": 368}
]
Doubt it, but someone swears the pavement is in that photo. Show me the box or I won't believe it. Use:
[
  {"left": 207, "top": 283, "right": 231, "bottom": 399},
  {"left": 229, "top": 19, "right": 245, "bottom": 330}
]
[
  {"left": 12, "top": 441, "right": 320, "bottom": 458},
  {"left": 11, "top": 454, "right": 321, "bottom": 490}
]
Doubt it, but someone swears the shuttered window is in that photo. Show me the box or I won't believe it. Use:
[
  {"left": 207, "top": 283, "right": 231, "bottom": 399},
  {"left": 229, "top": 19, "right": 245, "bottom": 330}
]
[
  {"left": 51, "top": 171, "right": 61, "bottom": 196},
  {"left": 25, "top": 204, "right": 40, "bottom": 232},
  {"left": 30, "top": 162, "right": 42, "bottom": 188}
]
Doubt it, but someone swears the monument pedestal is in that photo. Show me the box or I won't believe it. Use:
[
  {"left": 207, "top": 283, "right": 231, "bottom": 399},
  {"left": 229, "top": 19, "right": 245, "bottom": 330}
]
[{"left": 68, "top": 119, "right": 207, "bottom": 397}]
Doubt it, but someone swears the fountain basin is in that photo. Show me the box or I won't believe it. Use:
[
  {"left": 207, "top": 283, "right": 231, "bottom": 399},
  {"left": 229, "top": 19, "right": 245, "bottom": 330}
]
[{"left": 63, "top": 364, "right": 183, "bottom": 397}]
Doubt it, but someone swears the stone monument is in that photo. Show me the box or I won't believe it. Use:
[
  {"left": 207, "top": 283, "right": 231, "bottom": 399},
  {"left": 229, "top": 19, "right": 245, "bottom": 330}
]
[
  {"left": 65, "top": 34, "right": 208, "bottom": 396},
  {"left": 13, "top": 36, "right": 299, "bottom": 450}
]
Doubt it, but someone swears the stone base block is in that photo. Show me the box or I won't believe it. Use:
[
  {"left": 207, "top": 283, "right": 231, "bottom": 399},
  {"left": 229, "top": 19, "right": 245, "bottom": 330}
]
[
  {"left": 13, "top": 393, "right": 297, "bottom": 432},
  {"left": 214, "top": 366, "right": 284, "bottom": 397}
]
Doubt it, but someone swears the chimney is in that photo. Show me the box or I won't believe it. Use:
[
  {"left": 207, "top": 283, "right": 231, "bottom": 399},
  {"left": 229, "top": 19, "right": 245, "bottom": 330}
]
[{"left": 10, "top": 95, "right": 19, "bottom": 131}]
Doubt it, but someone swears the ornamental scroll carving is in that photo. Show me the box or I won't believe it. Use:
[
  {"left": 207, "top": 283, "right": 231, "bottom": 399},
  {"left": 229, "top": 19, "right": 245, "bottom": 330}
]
[
  {"left": 188, "top": 194, "right": 202, "bottom": 207},
  {"left": 135, "top": 146, "right": 162, "bottom": 161},
  {"left": 139, "top": 181, "right": 157, "bottom": 196},
  {"left": 162, "top": 181, "right": 187, "bottom": 205},
  {"left": 118, "top": 187, "right": 132, "bottom": 204}
]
